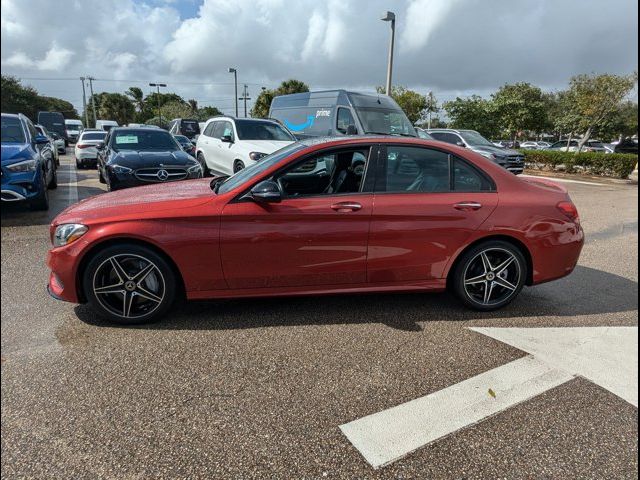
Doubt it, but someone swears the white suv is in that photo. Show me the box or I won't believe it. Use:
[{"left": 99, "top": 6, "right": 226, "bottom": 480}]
[{"left": 195, "top": 117, "right": 295, "bottom": 175}]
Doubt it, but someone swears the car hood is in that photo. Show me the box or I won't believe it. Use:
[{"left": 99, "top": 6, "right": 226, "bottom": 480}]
[
  {"left": 1, "top": 143, "right": 33, "bottom": 165},
  {"left": 53, "top": 178, "right": 216, "bottom": 225},
  {"left": 238, "top": 139, "right": 293, "bottom": 154},
  {"left": 108, "top": 150, "right": 196, "bottom": 167},
  {"left": 470, "top": 145, "right": 520, "bottom": 157}
]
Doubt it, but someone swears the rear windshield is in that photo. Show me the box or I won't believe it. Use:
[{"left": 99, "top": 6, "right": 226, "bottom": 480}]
[
  {"left": 235, "top": 120, "right": 295, "bottom": 141},
  {"left": 1, "top": 116, "right": 26, "bottom": 143},
  {"left": 82, "top": 132, "right": 107, "bottom": 141},
  {"left": 111, "top": 130, "right": 178, "bottom": 151},
  {"left": 181, "top": 121, "right": 199, "bottom": 134}
]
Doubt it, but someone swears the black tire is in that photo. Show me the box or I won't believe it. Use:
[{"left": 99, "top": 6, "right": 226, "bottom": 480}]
[
  {"left": 29, "top": 174, "right": 49, "bottom": 211},
  {"left": 48, "top": 164, "right": 58, "bottom": 189},
  {"left": 451, "top": 240, "right": 527, "bottom": 311},
  {"left": 76, "top": 158, "right": 83, "bottom": 169},
  {"left": 98, "top": 167, "right": 106, "bottom": 184},
  {"left": 197, "top": 152, "right": 209, "bottom": 177},
  {"left": 233, "top": 160, "right": 245, "bottom": 173},
  {"left": 82, "top": 243, "right": 177, "bottom": 325}
]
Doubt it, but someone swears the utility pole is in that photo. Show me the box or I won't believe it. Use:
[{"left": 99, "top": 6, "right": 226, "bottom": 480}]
[
  {"left": 239, "top": 84, "right": 251, "bottom": 117},
  {"left": 427, "top": 91, "right": 436, "bottom": 129},
  {"left": 87, "top": 76, "right": 97, "bottom": 127},
  {"left": 149, "top": 83, "right": 167, "bottom": 126},
  {"left": 80, "top": 77, "right": 88, "bottom": 127}
]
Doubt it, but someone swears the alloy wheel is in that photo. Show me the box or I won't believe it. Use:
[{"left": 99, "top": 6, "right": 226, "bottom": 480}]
[
  {"left": 92, "top": 253, "right": 165, "bottom": 319},
  {"left": 463, "top": 248, "right": 521, "bottom": 306}
]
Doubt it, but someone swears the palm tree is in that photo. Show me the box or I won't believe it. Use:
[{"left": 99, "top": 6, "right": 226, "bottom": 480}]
[{"left": 125, "top": 87, "right": 145, "bottom": 112}]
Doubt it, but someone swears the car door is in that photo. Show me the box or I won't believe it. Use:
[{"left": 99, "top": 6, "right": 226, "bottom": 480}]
[
  {"left": 367, "top": 144, "right": 499, "bottom": 283},
  {"left": 215, "top": 120, "right": 236, "bottom": 175},
  {"left": 198, "top": 122, "right": 218, "bottom": 171},
  {"left": 219, "top": 145, "right": 377, "bottom": 289}
]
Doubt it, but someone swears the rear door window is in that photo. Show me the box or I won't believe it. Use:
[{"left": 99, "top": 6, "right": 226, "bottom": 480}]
[{"left": 430, "top": 132, "right": 462, "bottom": 145}]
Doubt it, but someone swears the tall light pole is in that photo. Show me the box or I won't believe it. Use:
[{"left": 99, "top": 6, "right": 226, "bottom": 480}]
[
  {"left": 228, "top": 68, "right": 238, "bottom": 117},
  {"left": 149, "top": 83, "right": 167, "bottom": 126},
  {"left": 381, "top": 11, "right": 396, "bottom": 96}
]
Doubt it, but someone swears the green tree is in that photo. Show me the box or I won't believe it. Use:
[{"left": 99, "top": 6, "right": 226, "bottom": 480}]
[
  {"left": 250, "top": 89, "right": 275, "bottom": 118},
  {"left": 594, "top": 100, "right": 638, "bottom": 141},
  {"left": 160, "top": 100, "right": 194, "bottom": 121},
  {"left": 125, "top": 87, "right": 145, "bottom": 111},
  {"left": 90, "top": 92, "right": 135, "bottom": 126},
  {"left": 1, "top": 75, "right": 79, "bottom": 121},
  {"left": 567, "top": 72, "right": 638, "bottom": 151},
  {"left": 197, "top": 106, "right": 223, "bottom": 121},
  {"left": 376, "top": 85, "right": 427, "bottom": 124},
  {"left": 491, "top": 82, "right": 547, "bottom": 141},
  {"left": 140, "top": 92, "right": 185, "bottom": 122},
  {"left": 443, "top": 95, "right": 498, "bottom": 138},
  {"left": 250, "top": 80, "right": 310, "bottom": 118}
]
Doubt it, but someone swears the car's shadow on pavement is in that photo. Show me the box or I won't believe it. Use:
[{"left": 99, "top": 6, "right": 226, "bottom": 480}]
[{"left": 74, "top": 265, "right": 638, "bottom": 331}]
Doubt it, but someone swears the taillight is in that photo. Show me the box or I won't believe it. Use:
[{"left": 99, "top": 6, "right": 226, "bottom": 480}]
[
  {"left": 76, "top": 144, "right": 91, "bottom": 149},
  {"left": 557, "top": 201, "right": 580, "bottom": 223}
]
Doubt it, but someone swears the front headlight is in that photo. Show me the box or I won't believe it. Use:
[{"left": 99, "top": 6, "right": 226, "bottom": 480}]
[
  {"left": 187, "top": 163, "right": 202, "bottom": 175},
  {"left": 6, "top": 159, "right": 37, "bottom": 172},
  {"left": 111, "top": 165, "right": 133, "bottom": 174},
  {"left": 53, "top": 224, "right": 88, "bottom": 247},
  {"left": 249, "top": 152, "right": 267, "bottom": 161}
]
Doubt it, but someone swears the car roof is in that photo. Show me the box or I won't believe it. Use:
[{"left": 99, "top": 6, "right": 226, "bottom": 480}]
[{"left": 1, "top": 113, "right": 22, "bottom": 119}]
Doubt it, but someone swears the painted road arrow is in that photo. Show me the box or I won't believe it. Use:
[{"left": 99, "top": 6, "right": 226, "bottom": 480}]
[{"left": 340, "top": 327, "right": 638, "bottom": 469}]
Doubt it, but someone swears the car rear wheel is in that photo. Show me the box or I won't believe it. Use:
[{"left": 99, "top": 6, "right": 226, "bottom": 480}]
[
  {"left": 451, "top": 240, "right": 527, "bottom": 311},
  {"left": 83, "top": 244, "right": 177, "bottom": 325},
  {"left": 48, "top": 164, "right": 58, "bottom": 189}
]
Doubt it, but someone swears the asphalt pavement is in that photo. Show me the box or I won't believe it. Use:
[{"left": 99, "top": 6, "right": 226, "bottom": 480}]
[{"left": 1, "top": 152, "right": 638, "bottom": 479}]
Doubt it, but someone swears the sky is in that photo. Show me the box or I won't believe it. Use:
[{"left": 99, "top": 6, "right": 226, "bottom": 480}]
[{"left": 1, "top": 0, "right": 638, "bottom": 116}]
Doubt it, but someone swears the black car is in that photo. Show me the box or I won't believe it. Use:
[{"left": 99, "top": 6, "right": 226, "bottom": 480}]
[
  {"left": 96, "top": 127, "right": 203, "bottom": 191},
  {"left": 173, "top": 134, "right": 196, "bottom": 157}
]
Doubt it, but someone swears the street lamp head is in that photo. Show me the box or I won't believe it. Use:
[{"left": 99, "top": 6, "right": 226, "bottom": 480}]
[
  {"left": 228, "top": 68, "right": 236, "bottom": 73},
  {"left": 381, "top": 11, "right": 395, "bottom": 22}
]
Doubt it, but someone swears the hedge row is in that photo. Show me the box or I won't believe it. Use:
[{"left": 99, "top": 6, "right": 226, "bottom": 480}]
[{"left": 519, "top": 150, "right": 638, "bottom": 179}]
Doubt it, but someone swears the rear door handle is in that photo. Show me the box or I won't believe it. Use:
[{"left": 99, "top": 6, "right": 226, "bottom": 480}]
[
  {"left": 454, "top": 202, "right": 483, "bottom": 211},
  {"left": 331, "top": 201, "right": 362, "bottom": 212}
]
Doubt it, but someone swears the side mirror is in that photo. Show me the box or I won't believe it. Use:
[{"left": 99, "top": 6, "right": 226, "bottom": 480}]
[
  {"left": 250, "top": 180, "right": 282, "bottom": 203},
  {"left": 345, "top": 124, "right": 358, "bottom": 135},
  {"left": 456, "top": 141, "right": 466, "bottom": 148},
  {"left": 35, "top": 135, "right": 49, "bottom": 145},
  {"left": 95, "top": 142, "right": 105, "bottom": 150},
  {"left": 221, "top": 135, "right": 233, "bottom": 143}
]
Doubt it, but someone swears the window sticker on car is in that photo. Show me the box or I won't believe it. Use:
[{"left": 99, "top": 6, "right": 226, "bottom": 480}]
[{"left": 116, "top": 135, "right": 138, "bottom": 144}]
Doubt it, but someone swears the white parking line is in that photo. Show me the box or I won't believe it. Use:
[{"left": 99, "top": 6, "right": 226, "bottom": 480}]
[
  {"left": 341, "top": 327, "right": 638, "bottom": 469},
  {"left": 340, "top": 356, "right": 573, "bottom": 469},
  {"left": 521, "top": 174, "right": 609, "bottom": 186}
]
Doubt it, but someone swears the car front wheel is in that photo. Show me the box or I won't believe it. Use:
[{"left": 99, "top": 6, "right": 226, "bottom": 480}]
[
  {"left": 197, "top": 152, "right": 209, "bottom": 177},
  {"left": 83, "top": 244, "right": 177, "bottom": 325},
  {"left": 451, "top": 240, "right": 527, "bottom": 311}
]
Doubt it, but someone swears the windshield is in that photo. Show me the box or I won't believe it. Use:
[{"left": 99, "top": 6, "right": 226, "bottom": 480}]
[
  {"left": 459, "top": 131, "right": 494, "bottom": 147},
  {"left": 174, "top": 135, "right": 190, "bottom": 144},
  {"left": 111, "top": 130, "right": 179, "bottom": 151},
  {"left": 236, "top": 120, "right": 295, "bottom": 141},
  {"left": 357, "top": 108, "right": 416, "bottom": 137},
  {"left": 82, "top": 132, "right": 107, "bottom": 141},
  {"left": 1, "top": 116, "right": 26, "bottom": 143},
  {"left": 217, "top": 143, "right": 306, "bottom": 194}
]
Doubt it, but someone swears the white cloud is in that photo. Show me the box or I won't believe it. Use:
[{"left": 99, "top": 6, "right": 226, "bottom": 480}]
[{"left": 0, "top": 0, "right": 637, "bottom": 115}]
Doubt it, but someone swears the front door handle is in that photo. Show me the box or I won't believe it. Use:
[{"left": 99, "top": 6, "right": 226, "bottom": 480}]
[
  {"left": 454, "top": 202, "right": 483, "bottom": 211},
  {"left": 331, "top": 201, "right": 362, "bottom": 212}
]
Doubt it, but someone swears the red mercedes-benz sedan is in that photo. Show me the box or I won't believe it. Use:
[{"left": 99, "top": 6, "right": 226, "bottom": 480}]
[{"left": 47, "top": 137, "right": 584, "bottom": 324}]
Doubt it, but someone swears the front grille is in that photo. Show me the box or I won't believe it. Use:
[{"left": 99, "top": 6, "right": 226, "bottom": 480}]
[
  {"left": 134, "top": 167, "right": 188, "bottom": 182},
  {"left": 505, "top": 155, "right": 524, "bottom": 167}
]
